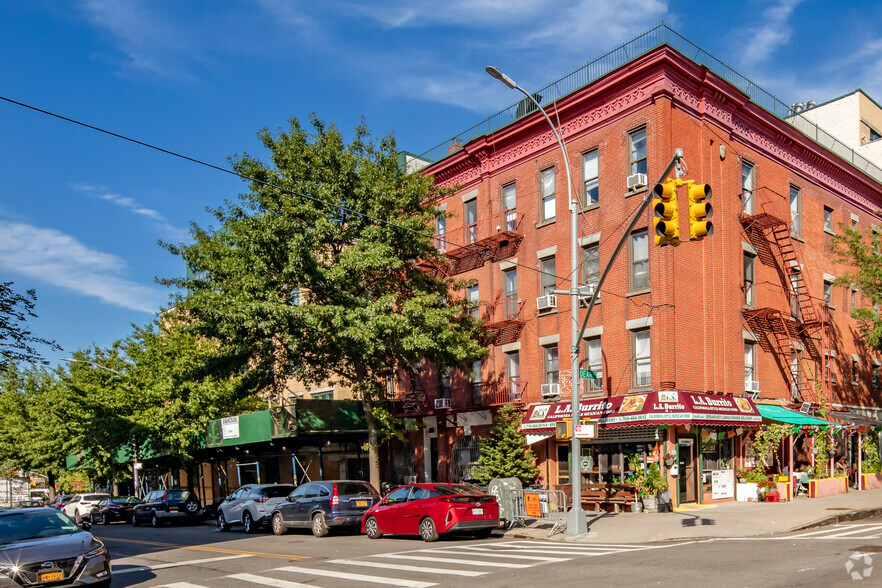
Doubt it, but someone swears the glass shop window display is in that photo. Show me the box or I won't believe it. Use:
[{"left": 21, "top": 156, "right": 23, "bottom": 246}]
[{"left": 701, "top": 431, "right": 734, "bottom": 493}]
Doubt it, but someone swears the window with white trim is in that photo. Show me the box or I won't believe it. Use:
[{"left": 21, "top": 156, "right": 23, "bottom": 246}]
[
  {"left": 790, "top": 184, "right": 801, "bottom": 236},
  {"left": 628, "top": 128, "right": 647, "bottom": 176},
  {"left": 502, "top": 182, "right": 517, "bottom": 231},
  {"left": 543, "top": 345, "right": 559, "bottom": 385},
  {"left": 744, "top": 341, "right": 756, "bottom": 388},
  {"left": 823, "top": 280, "right": 833, "bottom": 306},
  {"left": 540, "top": 256, "right": 556, "bottom": 297},
  {"left": 632, "top": 329, "right": 651, "bottom": 389},
  {"left": 741, "top": 161, "right": 755, "bottom": 215},
  {"left": 540, "top": 167, "right": 555, "bottom": 221},
  {"left": 630, "top": 230, "right": 649, "bottom": 291},
  {"left": 466, "top": 281, "right": 479, "bottom": 318},
  {"left": 581, "top": 244, "right": 600, "bottom": 295},
  {"left": 823, "top": 206, "right": 834, "bottom": 233},
  {"left": 744, "top": 252, "right": 755, "bottom": 307},
  {"left": 435, "top": 216, "right": 447, "bottom": 252},
  {"left": 582, "top": 150, "right": 599, "bottom": 205},
  {"left": 583, "top": 337, "right": 602, "bottom": 395},
  {"left": 464, "top": 197, "right": 478, "bottom": 244}
]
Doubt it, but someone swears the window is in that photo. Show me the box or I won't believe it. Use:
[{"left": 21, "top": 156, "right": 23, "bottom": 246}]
[
  {"left": 628, "top": 128, "right": 647, "bottom": 176},
  {"left": 466, "top": 282, "right": 479, "bottom": 318},
  {"left": 823, "top": 280, "right": 833, "bottom": 306},
  {"left": 582, "top": 150, "right": 599, "bottom": 205},
  {"left": 503, "top": 268, "right": 518, "bottom": 319},
  {"left": 743, "top": 252, "right": 755, "bottom": 307},
  {"left": 540, "top": 256, "right": 556, "bottom": 296},
  {"left": 789, "top": 271, "right": 802, "bottom": 319},
  {"left": 852, "top": 358, "right": 860, "bottom": 384},
  {"left": 790, "top": 185, "right": 801, "bottom": 236},
  {"left": 540, "top": 168, "right": 556, "bottom": 221},
  {"left": 503, "top": 183, "right": 517, "bottom": 230},
  {"left": 582, "top": 244, "right": 600, "bottom": 295},
  {"left": 506, "top": 351, "right": 521, "bottom": 401},
  {"left": 464, "top": 198, "right": 478, "bottom": 244},
  {"left": 852, "top": 288, "right": 858, "bottom": 311},
  {"left": 852, "top": 217, "right": 858, "bottom": 231},
  {"left": 873, "top": 364, "right": 881, "bottom": 389},
  {"left": 435, "top": 216, "right": 447, "bottom": 252},
  {"left": 790, "top": 349, "right": 802, "bottom": 397},
  {"left": 630, "top": 230, "right": 649, "bottom": 291},
  {"left": 439, "top": 368, "right": 451, "bottom": 398},
  {"left": 543, "top": 345, "right": 559, "bottom": 385},
  {"left": 290, "top": 288, "right": 301, "bottom": 306},
  {"left": 824, "top": 350, "right": 835, "bottom": 384},
  {"left": 583, "top": 337, "right": 602, "bottom": 395},
  {"left": 744, "top": 341, "right": 756, "bottom": 387},
  {"left": 741, "top": 162, "right": 755, "bottom": 215},
  {"left": 823, "top": 206, "right": 834, "bottom": 233},
  {"left": 311, "top": 391, "right": 332, "bottom": 400},
  {"left": 632, "top": 329, "right": 651, "bottom": 388},
  {"left": 470, "top": 359, "right": 483, "bottom": 405},
  {"left": 873, "top": 128, "right": 882, "bottom": 141}
]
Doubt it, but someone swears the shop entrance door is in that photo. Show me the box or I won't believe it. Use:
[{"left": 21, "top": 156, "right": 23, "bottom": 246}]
[{"left": 678, "top": 437, "right": 696, "bottom": 503}]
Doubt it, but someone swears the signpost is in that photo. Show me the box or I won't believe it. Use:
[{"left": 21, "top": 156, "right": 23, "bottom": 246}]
[{"left": 579, "top": 369, "right": 597, "bottom": 379}]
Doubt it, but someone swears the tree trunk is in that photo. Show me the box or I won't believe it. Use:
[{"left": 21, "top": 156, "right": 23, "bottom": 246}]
[{"left": 362, "top": 394, "right": 381, "bottom": 491}]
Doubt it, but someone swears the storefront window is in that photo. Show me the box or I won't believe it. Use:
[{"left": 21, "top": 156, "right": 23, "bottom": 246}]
[
  {"left": 558, "top": 444, "right": 570, "bottom": 485},
  {"left": 579, "top": 441, "right": 656, "bottom": 484},
  {"left": 700, "top": 433, "right": 733, "bottom": 494}
]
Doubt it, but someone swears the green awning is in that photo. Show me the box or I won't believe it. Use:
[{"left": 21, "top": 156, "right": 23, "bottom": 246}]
[{"left": 756, "top": 404, "right": 837, "bottom": 426}]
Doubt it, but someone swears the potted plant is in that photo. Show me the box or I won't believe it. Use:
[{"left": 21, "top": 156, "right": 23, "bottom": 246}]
[
  {"left": 640, "top": 464, "right": 668, "bottom": 513},
  {"left": 757, "top": 478, "right": 778, "bottom": 501}
]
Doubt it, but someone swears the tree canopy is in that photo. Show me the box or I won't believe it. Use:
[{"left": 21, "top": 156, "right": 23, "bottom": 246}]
[
  {"left": 471, "top": 404, "right": 540, "bottom": 485},
  {"left": 831, "top": 225, "right": 882, "bottom": 350},
  {"left": 162, "top": 115, "right": 486, "bottom": 488},
  {"left": 0, "top": 282, "right": 59, "bottom": 370}
]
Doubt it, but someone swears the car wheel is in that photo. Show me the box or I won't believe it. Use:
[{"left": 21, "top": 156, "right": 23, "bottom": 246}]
[
  {"left": 131, "top": 513, "right": 140, "bottom": 527},
  {"left": 311, "top": 512, "right": 329, "bottom": 538},
  {"left": 364, "top": 516, "right": 382, "bottom": 539},
  {"left": 151, "top": 512, "right": 161, "bottom": 528},
  {"left": 243, "top": 512, "right": 255, "bottom": 534},
  {"left": 103, "top": 513, "right": 111, "bottom": 525},
  {"left": 184, "top": 497, "right": 200, "bottom": 515},
  {"left": 272, "top": 512, "right": 288, "bottom": 536},
  {"left": 419, "top": 517, "right": 438, "bottom": 542},
  {"left": 217, "top": 511, "right": 230, "bottom": 532}
]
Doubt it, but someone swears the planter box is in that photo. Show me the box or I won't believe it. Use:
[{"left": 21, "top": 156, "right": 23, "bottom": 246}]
[
  {"left": 736, "top": 482, "right": 758, "bottom": 502},
  {"left": 809, "top": 476, "right": 848, "bottom": 498},
  {"left": 860, "top": 473, "right": 882, "bottom": 490}
]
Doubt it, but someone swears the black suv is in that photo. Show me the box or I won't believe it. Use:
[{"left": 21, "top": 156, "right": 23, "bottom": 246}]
[
  {"left": 271, "top": 480, "right": 379, "bottom": 537},
  {"left": 131, "top": 489, "right": 201, "bottom": 527}
]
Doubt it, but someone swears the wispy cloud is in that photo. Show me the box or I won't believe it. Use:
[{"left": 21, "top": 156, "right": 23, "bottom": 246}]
[
  {"left": 0, "top": 220, "right": 167, "bottom": 313},
  {"left": 739, "top": 0, "right": 806, "bottom": 68},
  {"left": 71, "top": 183, "right": 190, "bottom": 242}
]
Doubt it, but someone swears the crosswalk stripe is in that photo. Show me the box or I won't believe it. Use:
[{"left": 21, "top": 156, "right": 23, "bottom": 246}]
[
  {"left": 373, "top": 554, "right": 531, "bottom": 568},
  {"left": 327, "top": 559, "right": 487, "bottom": 577},
  {"left": 502, "top": 541, "right": 654, "bottom": 549},
  {"left": 154, "top": 583, "right": 209, "bottom": 588},
  {"left": 116, "top": 554, "right": 253, "bottom": 575},
  {"left": 420, "top": 548, "right": 571, "bottom": 562},
  {"left": 793, "top": 524, "right": 882, "bottom": 538},
  {"left": 227, "top": 574, "right": 315, "bottom": 588},
  {"left": 473, "top": 546, "right": 616, "bottom": 555},
  {"left": 817, "top": 526, "right": 882, "bottom": 538},
  {"left": 275, "top": 565, "right": 437, "bottom": 588}
]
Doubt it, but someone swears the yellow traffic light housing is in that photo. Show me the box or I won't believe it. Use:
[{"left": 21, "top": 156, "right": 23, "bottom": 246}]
[
  {"left": 555, "top": 419, "right": 572, "bottom": 440},
  {"left": 687, "top": 182, "right": 713, "bottom": 240},
  {"left": 652, "top": 180, "right": 681, "bottom": 247}
]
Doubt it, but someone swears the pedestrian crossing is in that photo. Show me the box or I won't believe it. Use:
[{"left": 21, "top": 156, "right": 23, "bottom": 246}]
[
  {"left": 154, "top": 540, "right": 683, "bottom": 588},
  {"left": 787, "top": 522, "right": 882, "bottom": 540}
]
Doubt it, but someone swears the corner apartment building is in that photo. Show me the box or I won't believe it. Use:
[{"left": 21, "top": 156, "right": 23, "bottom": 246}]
[{"left": 390, "top": 25, "right": 882, "bottom": 505}]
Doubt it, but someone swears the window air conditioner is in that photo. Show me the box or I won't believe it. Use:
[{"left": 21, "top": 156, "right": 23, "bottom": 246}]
[
  {"left": 434, "top": 397, "right": 451, "bottom": 410},
  {"left": 540, "top": 383, "right": 560, "bottom": 399},
  {"left": 745, "top": 380, "right": 760, "bottom": 393},
  {"left": 537, "top": 294, "right": 557, "bottom": 310},
  {"left": 627, "top": 173, "right": 648, "bottom": 191}
]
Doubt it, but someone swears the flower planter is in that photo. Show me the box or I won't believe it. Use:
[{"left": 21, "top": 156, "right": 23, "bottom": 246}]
[
  {"left": 808, "top": 476, "right": 849, "bottom": 498},
  {"left": 642, "top": 494, "right": 659, "bottom": 513},
  {"left": 860, "top": 473, "right": 882, "bottom": 490},
  {"left": 736, "top": 482, "right": 759, "bottom": 502}
]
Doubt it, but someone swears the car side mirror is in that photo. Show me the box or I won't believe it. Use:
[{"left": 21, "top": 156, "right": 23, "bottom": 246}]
[{"left": 287, "top": 496, "right": 298, "bottom": 503}]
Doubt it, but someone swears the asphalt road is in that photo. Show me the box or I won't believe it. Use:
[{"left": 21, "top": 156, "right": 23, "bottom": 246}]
[{"left": 95, "top": 517, "right": 882, "bottom": 587}]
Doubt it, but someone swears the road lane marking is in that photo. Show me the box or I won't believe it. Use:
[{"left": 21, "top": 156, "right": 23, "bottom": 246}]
[
  {"left": 227, "top": 573, "right": 315, "bottom": 587},
  {"left": 373, "top": 554, "right": 530, "bottom": 568},
  {"left": 115, "top": 554, "right": 252, "bottom": 575},
  {"left": 327, "top": 559, "right": 487, "bottom": 576},
  {"left": 419, "top": 548, "right": 570, "bottom": 562},
  {"left": 275, "top": 565, "right": 437, "bottom": 587},
  {"left": 792, "top": 524, "right": 882, "bottom": 538},
  {"left": 101, "top": 536, "right": 310, "bottom": 560},
  {"left": 154, "top": 583, "right": 209, "bottom": 588}
]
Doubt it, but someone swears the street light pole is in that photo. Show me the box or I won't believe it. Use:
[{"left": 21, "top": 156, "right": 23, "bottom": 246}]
[{"left": 486, "top": 66, "right": 588, "bottom": 534}]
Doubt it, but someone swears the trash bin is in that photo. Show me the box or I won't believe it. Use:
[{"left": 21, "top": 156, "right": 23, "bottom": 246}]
[{"left": 488, "top": 477, "right": 522, "bottom": 522}]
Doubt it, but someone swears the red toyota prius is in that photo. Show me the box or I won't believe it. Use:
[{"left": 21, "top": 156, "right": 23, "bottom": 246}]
[{"left": 361, "top": 483, "right": 499, "bottom": 542}]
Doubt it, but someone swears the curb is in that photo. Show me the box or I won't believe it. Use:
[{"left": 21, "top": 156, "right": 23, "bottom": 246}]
[{"left": 789, "top": 506, "right": 882, "bottom": 532}]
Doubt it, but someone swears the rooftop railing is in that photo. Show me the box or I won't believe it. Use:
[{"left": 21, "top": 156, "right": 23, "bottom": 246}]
[{"left": 419, "top": 23, "right": 882, "bottom": 185}]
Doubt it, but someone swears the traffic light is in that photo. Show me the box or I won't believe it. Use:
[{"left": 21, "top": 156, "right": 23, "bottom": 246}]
[
  {"left": 687, "top": 182, "right": 713, "bottom": 240},
  {"left": 652, "top": 180, "right": 680, "bottom": 247}
]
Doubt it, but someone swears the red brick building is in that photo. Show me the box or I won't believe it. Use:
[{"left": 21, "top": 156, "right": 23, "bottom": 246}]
[{"left": 390, "top": 26, "right": 882, "bottom": 506}]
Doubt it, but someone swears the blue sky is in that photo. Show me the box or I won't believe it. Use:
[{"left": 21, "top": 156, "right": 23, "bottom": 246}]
[{"left": 2, "top": 0, "right": 882, "bottom": 367}]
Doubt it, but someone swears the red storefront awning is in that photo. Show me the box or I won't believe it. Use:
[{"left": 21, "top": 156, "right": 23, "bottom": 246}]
[{"left": 521, "top": 391, "right": 762, "bottom": 433}]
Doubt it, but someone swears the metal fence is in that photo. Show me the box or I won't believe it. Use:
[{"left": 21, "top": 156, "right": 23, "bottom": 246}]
[
  {"left": 418, "top": 23, "right": 882, "bottom": 185},
  {"left": 509, "top": 488, "right": 568, "bottom": 536}
]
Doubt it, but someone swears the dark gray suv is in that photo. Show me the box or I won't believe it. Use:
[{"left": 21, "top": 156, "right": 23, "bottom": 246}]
[{"left": 271, "top": 480, "right": 379, "bottom": 537}]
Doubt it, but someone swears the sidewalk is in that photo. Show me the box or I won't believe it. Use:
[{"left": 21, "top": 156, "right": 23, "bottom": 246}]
[{"left": 503, "top": 488, "right": 882, "bottom": 543}]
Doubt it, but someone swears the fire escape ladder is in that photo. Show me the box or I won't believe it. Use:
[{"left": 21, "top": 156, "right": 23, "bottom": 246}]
[
  {"left": 768, "top": 223, "right": 820, "bottom": 328},
  {"left": 769, "top": 313, "right": 816, "bottom": 403}
]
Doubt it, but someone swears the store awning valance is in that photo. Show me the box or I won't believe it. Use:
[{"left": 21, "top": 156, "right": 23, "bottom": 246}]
[
  {"left": 828, "top": 410, "right": 882, "bottom": 428},
  {"left": 755, "top": 404, "right": 837, "bottom": 426},
  {"left": 521, "top": 391, "right": 762, "bottom": 434}
]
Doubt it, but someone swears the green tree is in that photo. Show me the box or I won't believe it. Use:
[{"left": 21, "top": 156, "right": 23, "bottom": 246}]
[
  {"left": 162, "top": 116, "right": 485, "bottom": 489},
  {"left": 0, "top": 282, "right": 59, "bottom": 370},
  {"left": 831, "top": 226, "right": 882, "bottom": 350},
  {"left": 471, "top": 404, "right": 540, "bottom": 485}
]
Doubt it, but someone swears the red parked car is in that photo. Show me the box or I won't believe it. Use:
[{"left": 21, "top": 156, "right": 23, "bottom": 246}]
[{"left": 361, "top": 483, "right": 499, "bottom": 542}]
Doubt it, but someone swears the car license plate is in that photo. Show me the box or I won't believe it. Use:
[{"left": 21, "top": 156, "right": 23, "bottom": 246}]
[
  {"left": 39, "top": 571, "right": 64, "bottom": 582},
  {"left": 472, "top": 508, "right": 483, "bottom": 515},
  {"left": 356, "top": 500, "right": 368, "bottom": 507}
]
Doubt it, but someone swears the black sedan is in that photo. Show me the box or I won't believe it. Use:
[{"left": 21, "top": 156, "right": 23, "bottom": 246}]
[
  {"left": 0, "top": 507, "right": 111, "bottom": 587},
  {"left": 89, "top": 497, "right": 139, "bottom": 524},
  {"left": 131, "top": 489, "right": 201, "bottom": 527}
]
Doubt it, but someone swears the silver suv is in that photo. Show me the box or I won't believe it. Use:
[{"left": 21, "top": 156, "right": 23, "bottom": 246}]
[{"left": 216, "top": 483, "right": 295, "bottom": 533}]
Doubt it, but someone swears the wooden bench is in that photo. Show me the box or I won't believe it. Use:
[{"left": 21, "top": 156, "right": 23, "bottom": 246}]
[{"left": 580, "top": 483, "right": 637, "bottom": 513}]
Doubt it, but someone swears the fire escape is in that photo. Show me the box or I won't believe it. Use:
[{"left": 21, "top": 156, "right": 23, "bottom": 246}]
[{"left": 741, "top": 212, "right": 824, "bottom": 403}]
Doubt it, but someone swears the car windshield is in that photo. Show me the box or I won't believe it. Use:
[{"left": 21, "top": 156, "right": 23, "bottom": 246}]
[
  {"left": 166, "top": 490, "right": 190, "bottom": 501},
  {"left": 338, "top": 482, "right": 378, "bottom": 496},
  {"left": 432, "top": 484, "right": 482, "bottom": 496},
  {"left": 109, "top": 497, "right": 137, "bottom": 505},
  {"left": 261, "top": 486, "right": 295, "bottom": 499},
  {"left": 0, "top": 510, "right": 82, "bottom": 544}
]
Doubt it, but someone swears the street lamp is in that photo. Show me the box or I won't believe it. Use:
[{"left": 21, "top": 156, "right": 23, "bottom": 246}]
[{"left": 486, "top": 66, "right": 588, "bottom": 535}]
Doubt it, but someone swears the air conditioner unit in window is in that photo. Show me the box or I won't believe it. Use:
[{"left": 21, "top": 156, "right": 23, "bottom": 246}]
[
  {"left": 434, "top": 397, "right": 451, "bottom": 410},
  {"left": 745, "top": 380, "right": 760, "bottom": 393},
  {"left": 626, "top": 173, "right": 648, "bottom": 191},
  {"left": 537, "top": 294, "right": 557, "bottom": 310},
  {"left": 540, "top": 383, "right": 560, "bottom": 399},
  {"left": 404, "top": 475, "right": 417, "bottom": 484}
]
